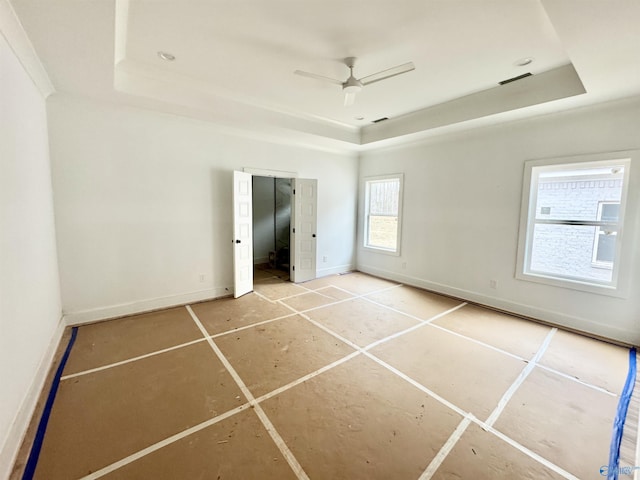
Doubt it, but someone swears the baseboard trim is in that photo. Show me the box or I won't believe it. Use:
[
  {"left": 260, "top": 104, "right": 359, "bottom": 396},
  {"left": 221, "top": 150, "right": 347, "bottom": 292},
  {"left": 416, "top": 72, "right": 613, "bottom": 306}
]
[
  {"left": 63, "top": 287, "right": 233, "bottom": 326},
  {"left": 316, "top": 264, "right": 355, "bottom": 277},
  {"left": 62, "top": 267, "right": 355, "bottom": 326},
  {"left": 0, "top": 316, "right": 66, "bottom": 480},
  {"left": 357, "top": 264, "right": 637, "bottom": 346}
]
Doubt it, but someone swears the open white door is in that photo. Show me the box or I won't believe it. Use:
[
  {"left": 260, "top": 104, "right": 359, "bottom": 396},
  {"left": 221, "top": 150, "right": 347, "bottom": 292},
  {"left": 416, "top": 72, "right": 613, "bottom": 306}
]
[
  {"left": 233, "top": 171, "right": 253, "bottom": 297},
  {"left": 291, "top": 178, "right": 317, "bottom": 283}
]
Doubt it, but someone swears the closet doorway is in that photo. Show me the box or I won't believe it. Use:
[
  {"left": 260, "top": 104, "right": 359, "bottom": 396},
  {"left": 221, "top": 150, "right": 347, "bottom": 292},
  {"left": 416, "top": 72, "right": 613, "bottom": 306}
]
[
  {"left": 252, "top": 175, "right": 292, "bottom": 281},
  {"left": 232, "top": 169, "right": 318, "bottom": 298}
]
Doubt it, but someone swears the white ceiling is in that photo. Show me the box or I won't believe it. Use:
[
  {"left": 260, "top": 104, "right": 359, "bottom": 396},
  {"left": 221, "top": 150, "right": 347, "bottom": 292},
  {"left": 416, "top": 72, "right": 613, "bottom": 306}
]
[{"left": 9, "top": 0, "right": 640, "bottom": 152}]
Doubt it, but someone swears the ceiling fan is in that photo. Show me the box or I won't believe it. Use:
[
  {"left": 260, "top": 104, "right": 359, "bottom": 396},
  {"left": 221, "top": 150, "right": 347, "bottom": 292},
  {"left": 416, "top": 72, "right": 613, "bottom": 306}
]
[{"left": 294, "top": 57, "right": 415, "bottom": 107}]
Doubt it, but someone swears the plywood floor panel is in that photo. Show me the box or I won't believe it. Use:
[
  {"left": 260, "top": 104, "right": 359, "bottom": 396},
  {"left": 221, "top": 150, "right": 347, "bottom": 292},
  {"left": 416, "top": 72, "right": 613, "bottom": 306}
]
[
  {"left": 101, "top": 409, "right": 298, "bottom": 480},
  {"left": 215, "top": 315, "right": 355, "bottom": 397},
  {"left": 494, "top": 368, "right": 619, "bottom": 479},
  {"left": 14, "top": 272, "right": 630, "bottom": 480},
  {"left": 33, "top": 342, "right": 245, "bottom": 480},
  {"left": 261, "top": 355, "right": 462, "bottom": 480},
  {"left": 371, "top": 324, "right": 528, "bottom": 420},
  {"left": 191, "top": 293, "right": 292, "bottom": 335},
  {"left": 64, "top": 307, "right": 203, "bottom": 374},
  {"left": 539, "top": 329, "right": 629, "bottom": 394},
  {"left": 432, "top": 303, "right": 552, "bottom": 359}
]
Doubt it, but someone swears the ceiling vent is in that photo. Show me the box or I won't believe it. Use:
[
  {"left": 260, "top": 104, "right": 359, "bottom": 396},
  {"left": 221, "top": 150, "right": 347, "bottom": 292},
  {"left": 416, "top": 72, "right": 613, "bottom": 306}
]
[
  {"left": 372, "top": 117, "right": 389, "bottom": 123},
  {"left": 499, "top": 72, "right": 532, "bottom": 85}
]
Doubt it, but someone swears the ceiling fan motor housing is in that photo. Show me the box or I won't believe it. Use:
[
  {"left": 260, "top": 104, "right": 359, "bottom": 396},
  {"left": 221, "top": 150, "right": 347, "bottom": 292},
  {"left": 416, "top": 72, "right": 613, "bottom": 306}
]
[{"left": 343, "top": 76, "right": 363, "bottom": 94}]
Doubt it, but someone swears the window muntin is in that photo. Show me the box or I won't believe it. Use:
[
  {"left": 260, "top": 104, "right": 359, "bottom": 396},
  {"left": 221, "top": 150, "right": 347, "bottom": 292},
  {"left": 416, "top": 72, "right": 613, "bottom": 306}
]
[
  {"left": 519, "top": 158, "right": 630, "bottom": 291},
  {"left": 592, "top": 202, "right": 619, "bottom": 268},
  {"left": 364, "top": 175, "right": 403, "bottom": 254}
]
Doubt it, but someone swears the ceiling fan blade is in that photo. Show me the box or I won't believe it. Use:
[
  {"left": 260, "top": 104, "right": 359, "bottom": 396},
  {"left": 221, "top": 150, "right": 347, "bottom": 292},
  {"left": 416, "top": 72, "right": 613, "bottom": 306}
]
[
  {"left": 359, "top": 62, "right": 415, "bottom": 86},
  {"left": 294, "top": 70, "right": 343, "bottom": 86},
  {"left": 344, "top": 91, "right": 356, "bottom": 107}
]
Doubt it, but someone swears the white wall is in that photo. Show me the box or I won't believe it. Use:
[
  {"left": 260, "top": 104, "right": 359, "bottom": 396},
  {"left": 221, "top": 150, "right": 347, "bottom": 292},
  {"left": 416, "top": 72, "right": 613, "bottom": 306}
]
[
  {"left": 47, "top": 95, "right": 358, "bottom": 322},
  {"left": 358, "top": 97, "right": 640, "bottom": 345},
  {"left": 0, "top": 34, "right": 63, "bottom": 476}
]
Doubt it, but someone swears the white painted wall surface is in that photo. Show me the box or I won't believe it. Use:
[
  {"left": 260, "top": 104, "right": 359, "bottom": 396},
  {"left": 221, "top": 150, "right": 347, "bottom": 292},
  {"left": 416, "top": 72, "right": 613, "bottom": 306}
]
[
  {"left": 358, "top": 97, "right": 640, "bottom": 345},
  {"left": 0, "top": 34, "right": 62, "bottom": 476},
  {"left": 47, "top": 95, "right": 358, "bottom": 322}
]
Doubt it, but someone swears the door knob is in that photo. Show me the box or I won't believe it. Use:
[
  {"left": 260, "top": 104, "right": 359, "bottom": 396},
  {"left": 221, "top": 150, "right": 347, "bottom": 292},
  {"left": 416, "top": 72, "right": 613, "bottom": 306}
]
[{"left": 235, "top": 239, "right": 241, "bottom": 244}]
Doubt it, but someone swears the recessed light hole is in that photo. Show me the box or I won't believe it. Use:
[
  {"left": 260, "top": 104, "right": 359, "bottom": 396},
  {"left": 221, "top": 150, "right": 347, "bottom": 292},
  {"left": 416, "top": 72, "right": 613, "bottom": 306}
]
[{"left": 158, "top": 51, "right": 176, "bottom": 61}]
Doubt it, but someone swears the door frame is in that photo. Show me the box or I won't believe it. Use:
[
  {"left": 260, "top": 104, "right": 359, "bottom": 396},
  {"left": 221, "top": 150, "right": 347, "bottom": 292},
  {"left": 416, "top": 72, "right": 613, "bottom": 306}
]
[{"left": 233, "top": 168, "right": 317, "bottom": 293}]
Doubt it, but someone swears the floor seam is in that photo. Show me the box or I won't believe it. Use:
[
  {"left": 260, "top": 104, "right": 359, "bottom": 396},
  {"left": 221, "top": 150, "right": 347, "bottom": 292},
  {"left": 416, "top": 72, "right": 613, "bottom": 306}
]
[
  {"left": 26, "top": 274, "right": 622, "bottom": 480},
  {"left": 75, "top": 347, "right": 362, "bottom": 479},
  {"left": 60, "top": 337, "right": 209, "bottom": 380},
  {"left": 419, "top": 329, "right": 557, "bottom": 479},
  {"left": 64, "top": 282, "right": 615, "bottom": 399},
  {"left": 362, "top": 303, "right": 467, "bottom": 352},
  {"left": 253, "top": 350, "right": 362, "bottom": 404},
  {"left": 419, "top": 416, "right": 473, "bottom": 479},
  {"left": 427, "top": 322, "right": 525, "bottom": 362},
  {"left": 77, "top": 404, "right": 251, "bottom": 480},
  {"left": 535, "top": 364, "right": 618, "bottom": 397},
  {"left": 144, "top": 279, "right": 617, "bottom": 400},
  {"left": 186, "top": 305, "right": 310, "bottom": 480},
  {"left": 278, "top": 289, "right": 581, "bottom": 479},
  {"left": 356, "top": 294, "right": 526, "bottom": 362},
  {"left": 352, "top": 290, "right": 613, "bottom": 395},
  {"left": 485, "top": 424, "right": 580, "bottom": 480},
  {"left": 208, "top": 312, "right": 298, "bottom": 339},
  {"left": 485, "top": 328, "right": 557, "bottom": 428}
]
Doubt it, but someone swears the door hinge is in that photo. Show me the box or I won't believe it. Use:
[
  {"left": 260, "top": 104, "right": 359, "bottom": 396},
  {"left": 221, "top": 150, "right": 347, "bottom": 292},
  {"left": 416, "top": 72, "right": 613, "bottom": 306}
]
[
  {"left": 293, "top": 265, "right": 295, "bottom": 271},
  {"left": 292, "top": 227, "right": 295, "bottom": 233},
  {"left": 293, "top": 189, "right": 296, "bottom": 195}
]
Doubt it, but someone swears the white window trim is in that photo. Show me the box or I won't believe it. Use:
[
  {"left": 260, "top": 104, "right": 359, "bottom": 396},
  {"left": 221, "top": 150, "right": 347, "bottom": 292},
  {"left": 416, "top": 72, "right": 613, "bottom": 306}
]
[
  {"left": 591, "top": 201, "right": 619, "bottom": 269},
  {"left": 515, "top": 150, "right": 638, "bottom": 298},
  {"left": 363, "top": 173, "right": 404, "bottom": 256}
]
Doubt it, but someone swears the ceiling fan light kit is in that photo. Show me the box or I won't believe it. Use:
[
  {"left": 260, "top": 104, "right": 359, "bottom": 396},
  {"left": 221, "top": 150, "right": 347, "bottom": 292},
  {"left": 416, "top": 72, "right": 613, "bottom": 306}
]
[{"left": 295, "top": 56, "right": 415, "bottom": 107}]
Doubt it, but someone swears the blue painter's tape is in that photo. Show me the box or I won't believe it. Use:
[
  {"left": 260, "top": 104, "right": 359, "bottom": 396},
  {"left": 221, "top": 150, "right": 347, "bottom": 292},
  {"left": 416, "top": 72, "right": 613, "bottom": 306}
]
[
  {"left": 607, "top": 347, "right": 637, "bottom": 480},
  {"left": 22, "top": 326, "right": 78, "bottom": 480}
]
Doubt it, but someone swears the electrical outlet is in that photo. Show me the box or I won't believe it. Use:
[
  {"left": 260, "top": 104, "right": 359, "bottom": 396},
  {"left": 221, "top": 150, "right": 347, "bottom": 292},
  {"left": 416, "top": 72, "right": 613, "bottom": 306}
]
[
  {"left": 402, "top": 262, "right": 407, "bottom": 269},
  {"left": 490, "top": 279, "right": 497, "bottom": 289},
  {"left": 199, "top": 274, "right": 205, "bottom": 283},
  {"left": 322, "top": 256, "right": 328, "bottom": 263}
]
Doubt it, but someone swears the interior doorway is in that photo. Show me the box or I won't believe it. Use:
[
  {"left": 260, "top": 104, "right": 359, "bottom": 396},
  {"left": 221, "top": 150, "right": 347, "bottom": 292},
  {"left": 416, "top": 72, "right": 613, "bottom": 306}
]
[
  {"left": 252, "top": 176, "right": 292, "bottom": 281},
  {"left": 232, "top": 170, "right": 318, "bottom": 297}
]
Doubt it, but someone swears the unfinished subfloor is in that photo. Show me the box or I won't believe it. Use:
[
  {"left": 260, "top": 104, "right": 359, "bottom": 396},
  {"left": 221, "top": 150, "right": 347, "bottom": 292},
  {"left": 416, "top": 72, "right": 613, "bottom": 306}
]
[{"left": 13, "top": 271, "right": 631, "bottom": 479}]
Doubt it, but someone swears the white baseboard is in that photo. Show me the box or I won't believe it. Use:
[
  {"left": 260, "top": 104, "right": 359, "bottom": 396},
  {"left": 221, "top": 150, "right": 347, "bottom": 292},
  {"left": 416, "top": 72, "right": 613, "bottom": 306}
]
[
  {"left": 63, "top": 268, "right": 356, "bottom": 325},
  {"left": 0, "top": 316, "right": 66, "bottom": 480},
  {"left": 357, "top": 264, "right": 638, "bottom": 346},
  {"left": 316, "top": 264, "right": 355, "bottom": 278},
  {"left": 64, "top": 286, "right": 233, "bottom": 325}
]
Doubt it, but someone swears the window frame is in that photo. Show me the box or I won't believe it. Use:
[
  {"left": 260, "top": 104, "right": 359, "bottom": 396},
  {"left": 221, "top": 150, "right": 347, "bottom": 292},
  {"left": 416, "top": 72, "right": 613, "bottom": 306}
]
[
  {"left": 515, "top": 151, "right": 636, "bottom": 298},
  {"left": 363, "top": 173, "right": 404, "bottom": 256},
  {"left": 591, "top": 201, "right": 619, "bottom": 269}
]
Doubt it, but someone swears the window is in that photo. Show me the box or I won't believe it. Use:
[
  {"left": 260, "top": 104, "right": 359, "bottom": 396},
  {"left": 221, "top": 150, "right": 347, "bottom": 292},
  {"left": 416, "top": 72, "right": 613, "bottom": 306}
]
[
  {"left": 592, "top": 202, "right": 619, "bottom": 268},
  {"left": 364, "top": 174, "right": 403, "bottom": 254},
  {"left": 516, "top": 154, "right": 633, "bottom": 295}
]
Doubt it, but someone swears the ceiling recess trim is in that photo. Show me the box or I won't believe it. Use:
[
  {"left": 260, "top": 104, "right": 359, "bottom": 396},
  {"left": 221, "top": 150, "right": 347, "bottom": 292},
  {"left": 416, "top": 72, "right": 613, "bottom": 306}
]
[
  {"left": 361, "top": 64, "right": 586, "bottom": 145},
  {"left": 0, "top": 0, "right": 55, "bottom": 97},
  {"left": 111, "top": 0, "right": 589, "bottom": 151}
]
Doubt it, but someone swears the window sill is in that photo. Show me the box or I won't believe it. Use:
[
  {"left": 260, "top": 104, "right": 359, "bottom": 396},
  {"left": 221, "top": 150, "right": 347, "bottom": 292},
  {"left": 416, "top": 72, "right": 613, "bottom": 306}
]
[
  {"left": 363, "top": 245, "right": 401, "bottom": 257},
  {"left": 515, "top": 270, "right": 627, "bottom": 299}
]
